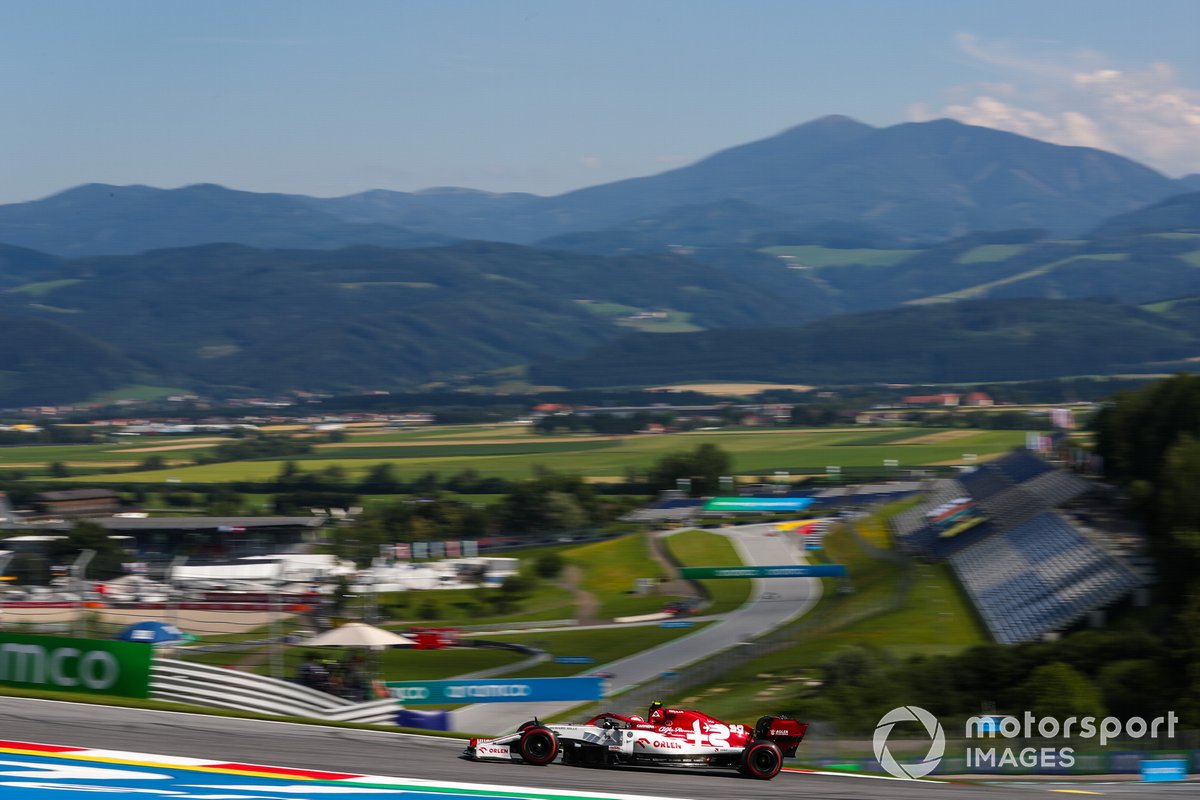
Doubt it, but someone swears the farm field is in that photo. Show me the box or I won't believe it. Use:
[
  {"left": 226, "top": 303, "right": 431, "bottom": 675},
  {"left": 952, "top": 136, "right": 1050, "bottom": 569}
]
[{"left": 29, "top": 426, "right": 1028, "bottom": 483}]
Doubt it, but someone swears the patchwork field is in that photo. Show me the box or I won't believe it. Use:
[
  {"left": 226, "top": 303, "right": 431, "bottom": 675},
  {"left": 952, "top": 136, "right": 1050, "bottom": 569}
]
[{"left": 18, "top": 426, "right": 1027, "bottom": 483}]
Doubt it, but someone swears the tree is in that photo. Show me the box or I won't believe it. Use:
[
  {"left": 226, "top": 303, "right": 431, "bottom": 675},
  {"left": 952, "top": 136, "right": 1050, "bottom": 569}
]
[
  {"left": 647, "top": 443, "right": 732, "bottom": 495},
  {"left": 534, "top": 552, "right": 566, "bottom": 579},
  {"left": 1018, "top": 662, "right": 1107, "bottom": 720},
  {"left": 48, "top": 461, "right": 70, "bottom": 478},
  {"left": 140, "top": 455, "right": 167, "bottom": 471},
  {"left": 359, "top": 462, "right": 400, "bottom": 493}
]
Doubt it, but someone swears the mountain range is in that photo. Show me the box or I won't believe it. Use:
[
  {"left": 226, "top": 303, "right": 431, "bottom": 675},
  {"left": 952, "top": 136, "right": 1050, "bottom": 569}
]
[
  {"left": 0, "top": 117, "right": 1193, "bottom": 257},
  {"left": 3, "top": 115, "right": 1200, "bottom": 404}
]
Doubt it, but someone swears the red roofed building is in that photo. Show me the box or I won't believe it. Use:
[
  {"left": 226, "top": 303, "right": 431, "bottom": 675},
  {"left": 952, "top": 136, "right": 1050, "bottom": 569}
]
[{"left": 902, "top": 393, "right": 961, "bottom": 407}]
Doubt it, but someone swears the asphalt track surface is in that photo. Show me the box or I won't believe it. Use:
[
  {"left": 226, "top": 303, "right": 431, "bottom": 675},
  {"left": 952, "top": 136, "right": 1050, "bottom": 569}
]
[
  {"left": 4, "top": 698, "right": 1198, "bottom": 799},
  {"left": 454, "top": 524, "right": 823, "bottom": 733}
]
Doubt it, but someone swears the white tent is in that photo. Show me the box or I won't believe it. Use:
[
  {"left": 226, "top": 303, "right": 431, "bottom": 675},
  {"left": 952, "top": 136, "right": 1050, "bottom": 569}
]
[{"left": 300, "top": 622, "right": 414, "bottom": 648}]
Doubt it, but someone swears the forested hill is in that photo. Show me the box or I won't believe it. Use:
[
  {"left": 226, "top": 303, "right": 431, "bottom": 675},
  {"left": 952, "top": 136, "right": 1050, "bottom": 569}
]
[
  {"left": 530, "top": 299, "right": 1200, "bottom": 388},
  {"left": 0, "top": 241, "right": 806, "bottom": 404}
]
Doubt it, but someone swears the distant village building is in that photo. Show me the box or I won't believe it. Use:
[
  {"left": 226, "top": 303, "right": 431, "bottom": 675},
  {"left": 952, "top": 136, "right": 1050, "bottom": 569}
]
[
  {"left": 901, "top": 393, "right": 962, "bottom": 407},
  {"left": 963, "top": 392, "right": 994, "bottom": 407},
  {"left": 33, "top": 488, "right": 122, "bottom": 518}
]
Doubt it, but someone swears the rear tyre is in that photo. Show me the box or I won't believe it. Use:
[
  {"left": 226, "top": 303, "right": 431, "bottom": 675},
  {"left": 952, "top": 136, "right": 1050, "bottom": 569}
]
[
  {"left": 741, "top": 739, "right": 782, "bottom": 780},
  {"left": 518, "top": 726, "right": 559, "bottom": 766}
]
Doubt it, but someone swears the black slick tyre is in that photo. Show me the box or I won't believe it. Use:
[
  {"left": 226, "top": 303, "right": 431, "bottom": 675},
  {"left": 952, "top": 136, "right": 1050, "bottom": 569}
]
[
  {"left": 518, "top": 726, "right": 559, "bottom": 766},
  {"left": 741, "top": 739, "right": 782, "bottom": 780}
]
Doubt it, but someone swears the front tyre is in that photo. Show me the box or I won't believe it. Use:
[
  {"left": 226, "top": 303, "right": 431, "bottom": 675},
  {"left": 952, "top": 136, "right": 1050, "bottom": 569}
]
[
  {"left": 741, "top": 739, "right": 782, "bottom": 780},
  {"left": 518, "top": 726, "right": 559, "bottom": 766}
]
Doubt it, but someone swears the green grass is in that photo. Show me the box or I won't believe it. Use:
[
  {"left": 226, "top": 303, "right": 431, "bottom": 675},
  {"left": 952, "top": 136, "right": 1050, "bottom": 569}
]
[
  {"left": 666, "top": 510, "right": 984, "bottom": 721},
  {"left": 662, "top": 530, "right": 751, "bottom": 614},
  {"left": 954, "top": 244, "right": 1027, "bottom": 264},
  {"left": 565, "top": 534, "right": 674, "bottom": 619},
  {"left": 308, "top": 440, "right": 618, "bottom": 460},
  {"left": 378, "top": 582, "right": 578, "bottom": 629},
  {"left": 577, "top": 300, "right": 641, "bottom": 317},
  {"left": 911, "top": 252, "right": 1130, "bottom": 304},
  {"left": 51, "top": 427, "right": 1026, "bottom": 484},
  {"left": 497, "top": 623, "right": 714, "bottom": 677},
  {"left": 615, "top": 309, "right": 702, "bottom": 333},
  {"left": 1180, "top": 250, "right": 1200, "bottom": 268},
  {"left": 5, "top": 278, "right": 83, "bottom": 297},
  {"left": 761, "top": 245, "right": 915, "bottom": 267}
]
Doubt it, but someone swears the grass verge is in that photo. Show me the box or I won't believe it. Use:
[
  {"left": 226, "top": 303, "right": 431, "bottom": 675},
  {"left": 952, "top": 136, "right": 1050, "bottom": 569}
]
[{"left": 661, "top": 530, "right": 752, "bottom": 614}]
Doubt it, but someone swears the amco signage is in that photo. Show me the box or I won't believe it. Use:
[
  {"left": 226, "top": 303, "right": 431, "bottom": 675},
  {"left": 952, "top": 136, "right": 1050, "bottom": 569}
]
[
  {"left": 0, "top": 634, "right": 153, "bottom": 698},
  {"left": 386, "top": 677, "right": 605, "bottom": 704}
]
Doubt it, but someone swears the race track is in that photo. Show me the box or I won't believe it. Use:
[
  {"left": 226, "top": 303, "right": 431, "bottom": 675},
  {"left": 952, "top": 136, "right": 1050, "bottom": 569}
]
[
  {"left": 454, "top": 524, "right": 822, "bottom": 733},
  {"left": 3, "top": 698, "right": 1196, "bottom": 799}
]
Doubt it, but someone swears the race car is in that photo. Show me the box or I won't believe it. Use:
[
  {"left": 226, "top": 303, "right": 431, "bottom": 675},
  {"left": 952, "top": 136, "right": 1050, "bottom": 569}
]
[{"left": 463, "top": 702, "right": 808, "bottom": 780}]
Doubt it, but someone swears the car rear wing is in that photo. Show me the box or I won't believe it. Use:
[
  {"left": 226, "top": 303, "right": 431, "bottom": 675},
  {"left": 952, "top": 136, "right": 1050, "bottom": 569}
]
[{"left": 755, "top": 716, "right": 808, "bottom": 758}]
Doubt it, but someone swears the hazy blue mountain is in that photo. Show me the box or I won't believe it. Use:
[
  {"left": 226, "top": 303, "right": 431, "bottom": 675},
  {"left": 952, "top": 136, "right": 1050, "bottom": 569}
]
[
  {"left": 1179, "top": 175, "right": 1200, "bottom": 191},
  {"left": 3, "top": 117, "right": 1191, "bottom": 256},
  {"left": 0, "top": 183, "right": 453, "bottom": 257},
  {"left": 527, "top": 118, "right": 1181, "bottom": 245},
  {"left": 311, "top": 187, "right": 543, "bottom": 242},
  {"left": 537, "top": 200, "right": 798, "bottom": 254},
  {"left": 1090, "top": 191, "right": 1200, "bottom": 237}
]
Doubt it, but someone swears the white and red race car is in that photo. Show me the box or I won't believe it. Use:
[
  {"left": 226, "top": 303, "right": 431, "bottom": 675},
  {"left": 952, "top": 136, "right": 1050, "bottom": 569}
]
[{"left": 463, "top": 705, "right": 808, "bottom": 780}]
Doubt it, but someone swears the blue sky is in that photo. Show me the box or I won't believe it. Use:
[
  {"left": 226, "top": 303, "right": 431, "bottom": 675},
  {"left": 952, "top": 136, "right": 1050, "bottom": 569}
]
[{"left": 2, "top": 0, "right": 1198, "bottom": 203}]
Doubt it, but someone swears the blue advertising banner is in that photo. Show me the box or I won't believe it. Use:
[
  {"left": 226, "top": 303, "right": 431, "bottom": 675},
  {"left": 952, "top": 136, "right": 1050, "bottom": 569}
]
[
  {"left": 386, "top": 676, "right": 605, "bottom": 704},
  {"left": 553, "top": 656, "right": 595, "bottom": 664},
  {"left": 1141, "top": 759, "right": 1188, "bottom": 782}
]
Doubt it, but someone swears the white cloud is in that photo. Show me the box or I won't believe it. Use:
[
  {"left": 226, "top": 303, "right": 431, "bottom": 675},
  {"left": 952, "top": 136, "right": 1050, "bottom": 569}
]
[{"left": 911, "top": 34, "right": 1200, "bottom": 176}]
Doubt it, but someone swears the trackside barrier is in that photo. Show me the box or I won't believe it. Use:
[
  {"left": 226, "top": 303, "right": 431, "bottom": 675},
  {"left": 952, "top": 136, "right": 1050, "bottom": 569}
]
[
  {"left": 151, "top": 657, "right": 397, "bottom": 725},
  {"left": 613, "top": 612, "right": 671, "bottom": 623}
]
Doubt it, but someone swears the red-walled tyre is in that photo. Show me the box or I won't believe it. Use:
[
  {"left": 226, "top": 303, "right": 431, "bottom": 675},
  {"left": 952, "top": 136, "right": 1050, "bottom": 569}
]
[
  {"left": 518, "top": 726, "right": 559, "bottom": 766},
  {"left": 741, "top": 739, "right": 782, "bottom": 780}
]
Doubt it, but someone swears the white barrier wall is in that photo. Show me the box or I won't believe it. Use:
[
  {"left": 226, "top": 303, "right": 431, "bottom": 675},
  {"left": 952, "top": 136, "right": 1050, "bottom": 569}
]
[{"left": 151, "top": 657, "right": 397, "bottom": 725}]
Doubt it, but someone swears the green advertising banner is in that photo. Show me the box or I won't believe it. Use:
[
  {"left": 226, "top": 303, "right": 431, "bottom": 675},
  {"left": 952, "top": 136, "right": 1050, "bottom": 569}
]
[
  {"left": 0, "top": 633, "right": 153, "bottom": 698},
  {"left": 681, "top": 565, "right": 847, "bottom": 578}
]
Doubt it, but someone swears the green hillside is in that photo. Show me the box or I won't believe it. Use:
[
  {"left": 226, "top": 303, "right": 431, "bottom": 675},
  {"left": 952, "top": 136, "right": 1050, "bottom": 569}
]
[
  {"left": 0, "top": 241, "right": 802, "bottom": 403},
  {"left": 531, "top": 298, "right": 1200, "bottom": 388}
]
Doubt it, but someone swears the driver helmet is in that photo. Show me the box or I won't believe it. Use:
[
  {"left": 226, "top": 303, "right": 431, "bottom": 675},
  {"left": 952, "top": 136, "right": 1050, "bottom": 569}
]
[{"left": 649, "top": 700, "right": 663, "bottom": 717}]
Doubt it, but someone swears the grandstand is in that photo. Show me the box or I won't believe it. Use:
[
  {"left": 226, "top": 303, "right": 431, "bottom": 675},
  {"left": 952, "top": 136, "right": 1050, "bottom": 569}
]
[
  {"left": 889, "top": 449, "right": 1142, "bottom": 644},
  {"left": 949, "top": 511, "right": 1143, "bottom": 644}
]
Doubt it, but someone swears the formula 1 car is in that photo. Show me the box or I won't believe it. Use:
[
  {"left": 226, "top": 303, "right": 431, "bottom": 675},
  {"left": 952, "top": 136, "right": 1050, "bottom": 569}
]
[{"left": 463, "top": 703, "right": 808, "bottom": 780}]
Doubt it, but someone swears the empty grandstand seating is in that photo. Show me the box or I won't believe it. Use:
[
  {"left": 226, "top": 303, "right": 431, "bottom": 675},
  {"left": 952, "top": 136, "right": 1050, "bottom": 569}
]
[
  {"left": 1022, "top": 469, "right": 1090, "bottom": 507},
  {"left": 992, "top": 449, "right": 1054, "bottom": 484},
  {"left": 959, "top": 465, "right": 1011, "bottom": 501},
  {"left": 949, "top": 512, "right": 1142, "bottom": 644}
]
